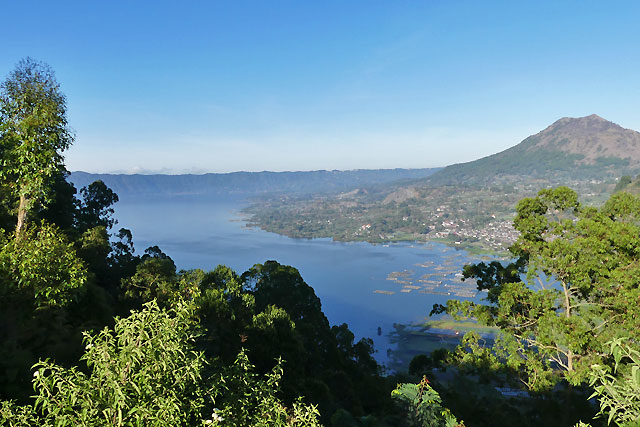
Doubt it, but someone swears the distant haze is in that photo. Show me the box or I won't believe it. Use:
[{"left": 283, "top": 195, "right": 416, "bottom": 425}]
[{"left": 69, "top": 168, "right": 441, "bottom": 198}]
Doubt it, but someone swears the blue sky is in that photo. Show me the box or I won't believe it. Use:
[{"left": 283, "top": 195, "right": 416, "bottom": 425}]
[{"left": 2, "top": 1, "right": 640, "bottom": 174}]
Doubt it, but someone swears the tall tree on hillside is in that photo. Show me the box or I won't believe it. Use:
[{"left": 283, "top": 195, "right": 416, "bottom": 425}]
[
  {"left": 0, "top": 58, "right": 73, "bottom": 237},
  {"left": 434, "top": 187, "right": 640, "bottom": 394}
]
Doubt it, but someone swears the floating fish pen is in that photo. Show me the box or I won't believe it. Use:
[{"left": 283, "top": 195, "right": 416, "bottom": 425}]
[
  {"left": 417, "top": 279, "right": 440, "bottom": 284},
  {"left": 415, "top": 262, "right": 435, "bottom": 268},
  {"left": 416, "top": 289, "right": 452, "bottom": 296},
  {"left": 454, "top": 291, "right": 476, "bottom": 298},
  {"left": 386, "top": 270, "right": 414, "bottom": 281},
  {"left": 373, "top": 290, "right": 395, "bottom": 295}
]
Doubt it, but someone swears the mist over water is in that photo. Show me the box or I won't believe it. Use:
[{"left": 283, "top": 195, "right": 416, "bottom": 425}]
[{"left": 114, "top": 194, "right": 484, "bottom": 364}]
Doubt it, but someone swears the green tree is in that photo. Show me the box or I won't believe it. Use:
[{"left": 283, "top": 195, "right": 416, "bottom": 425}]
[
  {"left": 108, "top": 228, "right": 140, "bottom": 282},
  {"left": 0, "top": 300, "right": 322, "bottom": 426},
  {"left": 195, "top": 265, "right": 256, "bottom": 361},
  {"left": 196, "top": 262, "right": 389, "bottom": 423},
  {"left": 35, "top": 170, "right": 79, "bottom": 233},
  {"left": 588, "top": 337, "right": 640, "bottom": 426},
  {"left": 242, "top": 261, "right": 338, "bottom": 373},
  {"left": 76, "top": 180, "right": 119, "bottom": 232},
  {"left": 432, "top": 186, "right": 640, "bottom": 419},
  {"left": 121, "top": 246, "right": 177, "bottom": 304},
  {"left": 242, "top": 262, "right": 341, "bottom": 404},
  {"left": 1, "top": 300, "right": 208, "bottom": 425},
  {"left": 0, "top": 222, "right": 87, "bottom": 307},
  {"left": 613, "top": 175, "right": 633, "bottom": 193},
  {"left": 211, "top": 350, "right": 321, "bottom": 427},
  {"left": 391, "top": 377, "right": 462, "bottom": 427},
  {"left": 0, "top": 58, "right": 73, "bottom": 237}
]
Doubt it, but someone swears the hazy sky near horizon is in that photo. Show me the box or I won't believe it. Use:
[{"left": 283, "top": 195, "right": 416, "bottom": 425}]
[{"left": 2, "top": 1, "right": 640, "bottom": 174}]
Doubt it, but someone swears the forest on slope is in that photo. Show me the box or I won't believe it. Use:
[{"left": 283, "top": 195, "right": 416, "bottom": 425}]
[{"left": 2, "top": 59, "right": 640, "bottom": 426}]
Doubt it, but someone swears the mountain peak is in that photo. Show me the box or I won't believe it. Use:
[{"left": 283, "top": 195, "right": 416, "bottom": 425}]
[
  {"left": 545, "top": 114, "right": 620, "bottom": 132},
  {"left": 585, "top": 113, "right": 604, "bottom": 120},
  {"left": 428, "top": 115, "right": 640, "bottom": 184},
  {"left": 527, "top": 114, "right": 640, "bottom": 162}
]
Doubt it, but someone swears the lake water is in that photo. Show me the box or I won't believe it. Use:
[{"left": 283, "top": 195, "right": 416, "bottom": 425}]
[{"left": 114, "top": 194, "right": 487, "bottom": 364}]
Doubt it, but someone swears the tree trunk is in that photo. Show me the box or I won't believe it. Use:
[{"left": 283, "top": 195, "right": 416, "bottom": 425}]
[
  {"left": 15, "top": 194, "right": 27, "bottom": 238},
  {"left": 561, "top": 281, "right": 574, "bottom": 371}
]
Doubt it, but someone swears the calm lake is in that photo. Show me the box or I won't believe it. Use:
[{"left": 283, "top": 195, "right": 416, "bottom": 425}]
[{"left": 114, "top": 194, "right": 487, "bottom": 364}]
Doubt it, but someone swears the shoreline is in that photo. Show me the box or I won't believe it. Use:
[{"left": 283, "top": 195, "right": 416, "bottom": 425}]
[{"left": 243, "top": 217, "right": 511, "bottom": 258}]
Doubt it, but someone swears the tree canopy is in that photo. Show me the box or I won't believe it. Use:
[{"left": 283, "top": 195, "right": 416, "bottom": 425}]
[
  {"left": 0, "top": 300, "right": 322, "bottom": 426},
  {"left": 0, "top": 58, "right": 73, "bottom": 237},
  {"left": 434, "top": 186, "right": 640, "bottom": 404},
  {"left": 4, "top": 58, "right": 640, "bottom": 426}
]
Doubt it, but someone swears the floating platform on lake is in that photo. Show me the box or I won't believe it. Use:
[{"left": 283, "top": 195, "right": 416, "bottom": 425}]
[
  {"left": 453, "top": 291, "right": 476, "bottom": 298},
  {"left": 419, "top": 290, "right": 452, "bottom": 296},
  {"left": 415, "top": 262, "right": 435, "bottom": 268},
  {"left": 386, "top": 269, "right": 414, "bottom": 281}
]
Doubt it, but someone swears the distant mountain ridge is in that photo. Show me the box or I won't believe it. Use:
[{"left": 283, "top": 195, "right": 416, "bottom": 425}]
[
  {"left": 71, "top": 115, "right": 638, "bottom": 200},
  {"left": 69, "top": 168, "right": 441, "bottom": 199},
  {"left": 429, "top": 114, "right": 640, "bottom": 184}
]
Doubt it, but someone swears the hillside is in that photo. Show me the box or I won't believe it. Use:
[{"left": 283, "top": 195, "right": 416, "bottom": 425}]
[
  {"left": 613, "top": 174, "right": 640, "bottom": 195},
  {"left": 429, "top": 114, "right": 640, "bottom": 184},
  {"left": 245, "top": 115, "right": 633, "bottom": 253},
  {"left": 70, "top": 168, "right": 440, "bottom": 199}
]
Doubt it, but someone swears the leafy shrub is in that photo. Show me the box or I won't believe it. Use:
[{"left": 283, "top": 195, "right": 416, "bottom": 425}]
[{"left": 0, "top": 223, "right": 87, "bottom": 306}]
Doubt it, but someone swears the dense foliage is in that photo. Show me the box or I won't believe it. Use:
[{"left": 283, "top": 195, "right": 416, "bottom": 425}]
[
  {"left": 432, "top": 186, "right": 640, "bottom": 425},
  {"left": 391, "top": 377, "right": 462, "bottom": 427},
  {"left": 2, "top": 58, "right": 639, "bottom": 426},
  {"left": 588, "top": 338, "right": 640, "bottom": 426},
  {"left": 0, "top": 59, "right": 407, "bottom": 425},
  {"left": 0, "top": 300, "right": 323, "bottom": 426}
]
